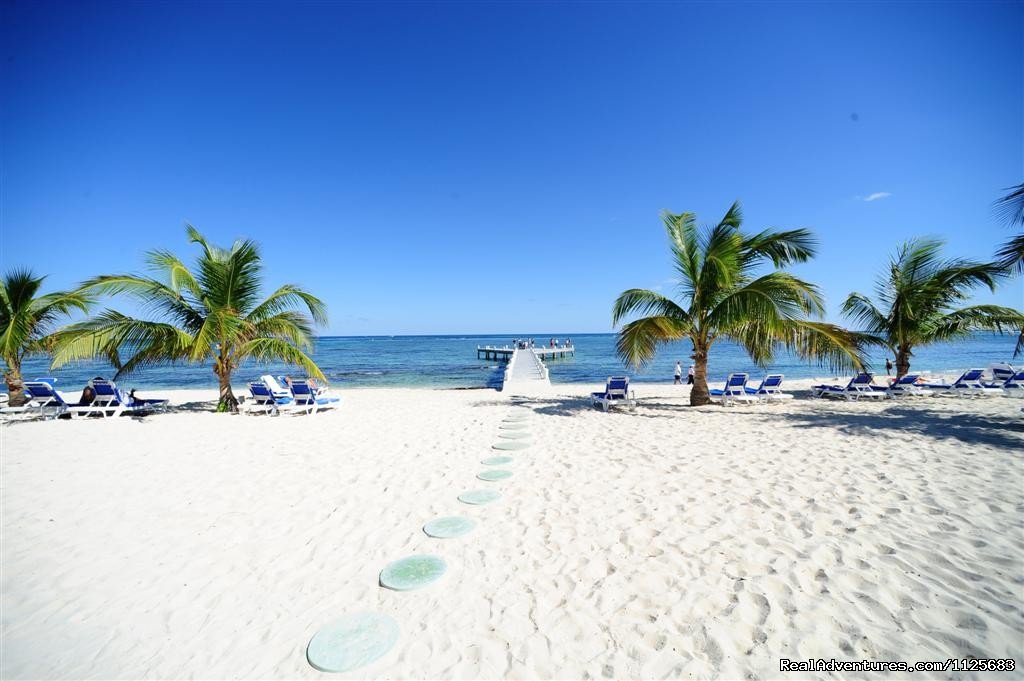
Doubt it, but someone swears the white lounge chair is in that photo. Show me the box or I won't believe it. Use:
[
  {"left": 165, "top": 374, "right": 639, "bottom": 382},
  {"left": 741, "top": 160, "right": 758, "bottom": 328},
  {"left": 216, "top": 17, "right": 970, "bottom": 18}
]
[
  {"left": 0, "top": 380, "right": 71, "bottom": 419},
  {"left": 986, "top": 363, "right": 1016, "bottom": 386},
  {"left": 246, "top": 381, "right": 294, "bottom": 415},
  {"left": 744, "top": 374, "right": 794, "bottom": 402},
  {"left": 885, "top": 374, "right": 929, "bottom": 398},
  {"left": 921, "top": 369, "right": 1003, "bottom": 397},
  {"left": 999, "top": 370, "right": 1024, "bottom": 398},
  {"left": 287, "top": 379, "right": 340, "bottom": 415},
  {"left": 709, "top": 373, "right": 759, "bottom": 405},
  {"left": 590, "top": 376, "right": 637, "bottom": 411},
  {"left": 813, "top": 373, "right": 889, "bottom": 401},
  {"left": 87, "top": 379, "right": 169, "bottom": 417}
]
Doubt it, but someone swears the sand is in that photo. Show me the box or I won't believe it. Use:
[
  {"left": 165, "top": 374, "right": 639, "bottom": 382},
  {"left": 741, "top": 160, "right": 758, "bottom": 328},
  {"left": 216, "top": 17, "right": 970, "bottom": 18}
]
[{"left": 1, "top": 382, "right": 1022, "bottom": 679}]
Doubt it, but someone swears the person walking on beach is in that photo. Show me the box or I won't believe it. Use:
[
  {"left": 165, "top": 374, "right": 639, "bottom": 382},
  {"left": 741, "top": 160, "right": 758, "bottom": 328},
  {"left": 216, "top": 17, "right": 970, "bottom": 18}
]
[
  {"left": 674, "top": 361, "right": 682, "bottom": 385},
  {"left": 687, "top": 364, "right": 695, "bottom": 385},
  {"left": 885, "top": 358, "right": 893, "bottom": 375}
]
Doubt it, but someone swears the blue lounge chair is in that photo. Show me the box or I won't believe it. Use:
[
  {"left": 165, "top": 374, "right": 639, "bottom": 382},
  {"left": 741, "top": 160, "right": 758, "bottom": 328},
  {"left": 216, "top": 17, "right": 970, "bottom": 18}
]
[
  {"left": 1000, "top": 370, "right": 1024, "bottom": 398},
  {"left": 986, "top": 363, "right": 1016, "bottom": 386},
  {"left": 743, "top": 374, "right": 793, "bottom": 402},
  {"left": 885, "top": 373, "right": 928, "bottom": 398},
  {"left": 246, "top": 381, "right": 295, "bottom": 415},
  {"left": 0, "top": 380, "right": 71, "bottom": 419},
  {"left": 591, "top": 376, "right": 636, "bottom": 411},
  {"left": 813, "top": 373, "right": 889, "bottom": 401},
  {"left": 921, "top": 369, "right": 1003, "bottom": 397},
  {"left": 2, "top": 380, "right": 99, "bottom": 419},
  {"left": 259, "top": 375, "right": 293, "bottom": 400},
  {"left": 88, "top": 379, "right": 169, "bottom": 416},
  {"left": 287, "top": 379, "right": 340, "bottom": 414},
  {"left": 710, "top": 373, "right": 758, "bottom": 405}
]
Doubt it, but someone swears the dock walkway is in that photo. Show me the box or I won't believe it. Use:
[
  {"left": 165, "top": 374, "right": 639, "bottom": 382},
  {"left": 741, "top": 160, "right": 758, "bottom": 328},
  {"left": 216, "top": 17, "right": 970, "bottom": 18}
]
[{"left": 501, "top": 348, "right": 551, "bottom": 393}]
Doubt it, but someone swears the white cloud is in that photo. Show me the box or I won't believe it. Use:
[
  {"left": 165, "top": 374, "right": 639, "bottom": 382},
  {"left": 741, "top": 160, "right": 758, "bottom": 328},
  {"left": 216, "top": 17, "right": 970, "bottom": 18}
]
[{"left": 862, "top": 192, "right": 892, "bottom": 202}]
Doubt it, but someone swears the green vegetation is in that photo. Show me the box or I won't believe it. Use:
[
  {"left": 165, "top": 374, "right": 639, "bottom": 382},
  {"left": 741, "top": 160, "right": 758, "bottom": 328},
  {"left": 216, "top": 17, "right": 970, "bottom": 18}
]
[
  {"left": 842, "top": 238, "right": 1023, "bottom": 378},
  {"left": 51, "top": 226, "right": 327, "bottom": 412},
  {"left": 612, "top": 201, "right": 869, "bottom": 406},
  {"left": 1, "top": 269, "right": 92, "bottom": 407}
]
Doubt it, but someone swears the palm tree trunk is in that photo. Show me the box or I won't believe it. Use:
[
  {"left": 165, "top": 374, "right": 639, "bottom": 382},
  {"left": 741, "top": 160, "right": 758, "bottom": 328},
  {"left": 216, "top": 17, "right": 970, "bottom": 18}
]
[
  {"left": 690, "top": 344, "right": 711, "bottom": 406},
  {"left": 4, "top": 363, "right": 26, "bottom": 408},
  {"left": 895, "top": 346, "right": 912, "bottom": 379},
  {"left": 214, "top": 363, "right": 239, "bottom": 413}
]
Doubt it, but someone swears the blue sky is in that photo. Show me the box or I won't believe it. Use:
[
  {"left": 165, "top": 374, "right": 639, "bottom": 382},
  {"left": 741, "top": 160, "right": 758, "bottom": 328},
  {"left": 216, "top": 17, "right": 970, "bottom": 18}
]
[{"left": 2, "top": 1, "right": 1021, "bottom": 335}]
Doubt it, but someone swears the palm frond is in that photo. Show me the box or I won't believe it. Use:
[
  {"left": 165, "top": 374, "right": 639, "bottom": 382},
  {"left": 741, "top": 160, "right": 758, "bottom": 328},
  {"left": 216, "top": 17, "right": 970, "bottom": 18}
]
[
  {"left": 995, "top": 232, "right": 1024, "bottom": 275},
  {"left": 615, "top": 316, "right": 688, "bottom": 368},
  {"left": 612, "top": 289, "right": 690, "bottom": 328},
  {"left": 50, "top": 310, "right": 194, "bottom": 371},
  {"left": 994, "top": 182, "right": 1024, "bottom": 227},
  {"left": 247, "top": 284, "right": 328, "bottom": 326},
  {"left": 841, "top": 292, "right": 889, "bottom": 335},
  {"left": 926, "top": 305, "right": 1024, "bottom": 343},
  {"left": 740, "top": 228, "right": 817, "bottom": 268},
  {"left": 250, "top": 310, "right": 317, "bottom": 349},
  {"left": 788, "top": 321, "right": 878, "bottom": 372},
  {"left": 662, "top": 210, "right": 701, "bottom": 294},
  {"left": 146, "top": 248, "right": 204, "bottom": 298},
  {"left": 718, "top": 272, "right": 825, "bottom": 323},
  {"left": 237, "top": 337, "right": 326, "bottom": 380}
]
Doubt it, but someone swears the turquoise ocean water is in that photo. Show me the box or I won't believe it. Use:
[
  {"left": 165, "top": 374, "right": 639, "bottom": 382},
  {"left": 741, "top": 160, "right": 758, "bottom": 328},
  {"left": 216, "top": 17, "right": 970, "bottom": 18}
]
[{"left": 14, "top": 333, "right": 1020, "bottom": 392}]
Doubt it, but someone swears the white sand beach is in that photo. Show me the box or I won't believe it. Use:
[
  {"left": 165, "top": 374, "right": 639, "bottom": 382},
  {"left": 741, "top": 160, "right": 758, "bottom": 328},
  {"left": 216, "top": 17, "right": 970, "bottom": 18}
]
[{"left": 2, "top": 383, "right": 1022, "bottom": 679}]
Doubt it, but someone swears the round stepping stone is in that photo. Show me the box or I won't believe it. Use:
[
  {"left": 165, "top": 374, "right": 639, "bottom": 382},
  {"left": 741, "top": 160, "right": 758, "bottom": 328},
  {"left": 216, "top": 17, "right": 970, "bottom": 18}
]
[
  {"left": 481, "top": 455, "right": 514, "bottom": 465},
  {"left": 477, "top": 469, "right": 513, "bottom": 482},
  {"left": 458, "top": 489, "right": 501, "bottom": 505},
  {"left": 498, "top": 431, "right": 531, "bottom": 440},
  {"left": 379, "top": 555, "right": 447, "bottom": 591},
  {"left": 499, "top": 423, "right": 529, "bottom": 430},
  {"left": 423, "top": 516, "right": 476, "bottom": 539},
  {"left": 306, "top": 612, "right": 400, "bottom": 673},
  {"left": 493, "top": 440, "right": 531, "bottom": 451}
]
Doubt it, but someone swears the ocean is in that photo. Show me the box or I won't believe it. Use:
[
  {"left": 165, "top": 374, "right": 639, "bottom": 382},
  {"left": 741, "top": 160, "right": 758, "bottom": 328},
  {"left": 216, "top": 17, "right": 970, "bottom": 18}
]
[{"left": 14, "top": 333, "right": 1020, "bottom": 392}]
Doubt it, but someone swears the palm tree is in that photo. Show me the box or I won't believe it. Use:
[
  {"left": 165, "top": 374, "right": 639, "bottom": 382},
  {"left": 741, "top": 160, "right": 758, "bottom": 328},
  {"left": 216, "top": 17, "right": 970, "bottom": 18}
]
[
  {"left": 1, "top": 269, "right": 91, "bottom": 407},
  {"left": 612, "top": 201, "right": 869, "bottom": 406},
  {"left": 52, "top": 226, "right": 328, "bottom": 412},
  {"left": 842, "top": 238, "right": 1023, "bottom": 378}
]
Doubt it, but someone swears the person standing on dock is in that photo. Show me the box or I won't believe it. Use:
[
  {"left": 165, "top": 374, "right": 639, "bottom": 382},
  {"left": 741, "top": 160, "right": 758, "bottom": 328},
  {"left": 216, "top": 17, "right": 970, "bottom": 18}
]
[{"left": 674, "top": 361, "right": 682, "bottom": 384}]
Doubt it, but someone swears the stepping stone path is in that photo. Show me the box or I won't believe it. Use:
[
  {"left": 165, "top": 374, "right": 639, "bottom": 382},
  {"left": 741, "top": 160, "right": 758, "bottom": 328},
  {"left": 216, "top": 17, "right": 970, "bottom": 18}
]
[
  {"left": 379, "top": 555, "right": 447, "bottom": 591},
  {"left": 312, "top": 405, "right": 539, "bottom": 673},
  {"left": 306, "top": 612, "right": 400, "bottom": 673},
  {"left": 458, "top": 489, "right": 502, "bottom": 505},
  {"left": 423, "top": 516, "right": 476, "bottom": 539},
  {"left": 492, "top": 440, "right": 531, "bottom": 451},
  {"left": 477, "top": 469, "right": 513, "bottom": 482}
]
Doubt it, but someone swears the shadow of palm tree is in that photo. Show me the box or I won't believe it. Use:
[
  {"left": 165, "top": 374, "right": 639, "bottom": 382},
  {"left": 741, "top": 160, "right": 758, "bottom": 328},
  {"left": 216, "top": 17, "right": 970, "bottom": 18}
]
[
  {"left": 765, "top": 404, "right": 1024, "bottom": 449},
  {"left": 171, "top": 400, "right": 220, "bottom": 413}
]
